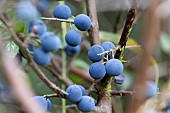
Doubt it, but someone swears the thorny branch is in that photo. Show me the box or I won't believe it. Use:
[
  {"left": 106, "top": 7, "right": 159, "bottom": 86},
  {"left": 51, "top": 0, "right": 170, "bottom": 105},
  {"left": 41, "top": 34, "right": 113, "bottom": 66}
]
[{"left": 85, "top": 0, "right": 138, "bottom": 113}]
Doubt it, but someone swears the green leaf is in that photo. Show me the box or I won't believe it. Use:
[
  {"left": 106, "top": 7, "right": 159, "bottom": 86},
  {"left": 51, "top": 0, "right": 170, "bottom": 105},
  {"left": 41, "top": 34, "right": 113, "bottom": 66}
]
[
  {"left": 99, "top": 31, "right": 140, "bottom": 52},
  {"left": 99, "top": 31, "right": 120, "bottom": 44},
  {"left": 14, "top": 21, "right": 26, "bottom": 33},
  {"left": 160, "top": 32, "right": 170, "bottom": 55},
  {"left": 99, "top": 30, "right": 138, "bottom": 46},
  {"left": 71, "top": 59, "right": 89, "bottom": 71},
  {"left": 3, "top": 41, "right": 19, "bottom": 58}
]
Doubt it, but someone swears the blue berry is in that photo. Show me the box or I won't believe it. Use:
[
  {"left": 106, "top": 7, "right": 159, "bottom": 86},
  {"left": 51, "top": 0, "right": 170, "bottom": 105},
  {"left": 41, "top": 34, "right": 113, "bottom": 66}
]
[
  {"left": 66, "top": 85, "right": 82, "bottom": 103},
  {"left": 15, "top": 53, "right": 22, "bottom": 65},
  {"left": 15, "top": 1, "right": 39, "bottom": 23},
  {"left": 77, "top": 96, "right": 95, "bottom": 112},
  {"left": 53, "top": 4, "right": 71, "bottom": 19},
  {"left": 88, "top": 45, "right": 105, "bottom": 62},
  {"left": 28, "top": 43, "right": 35, "bottom": 51},
  {"left": 145, "top": 81, "right": 157, "bottom": 98},
  {"left": 28, "top": 19, "right": 47, "bottom": 36},
  {"left": 101, "top": 41, "right": 115, "bottom": 57},
  {"left": 40, "top": 32, "right": 61, "bottom": 52},
  {"left": 114, "top": 75, "right": 125, "bottom": 84},
  {"left": 77, "top": 85, "right": 86, "bottom": 96},
  {"left": 105, "top": 59, "right": 123, "bottom": 76},
  {"left": 64, "top": 45, "right": 80, "bottom": 57},
  {"left": 167, "top": 99, "right": 170, "bottom": 109},
  {"left": 65, "top": 30, "right": 81, "bottom": 46},
  {"left": 32, "top": 96, "right": 47, "bottom": 112},
  {"left": 165, "top": 109, "right": 170, "bottom": 113},
  {"left": 32, "top": 47, "right": 51, "bottom": 65},
  {"left": 89, "top": 62, "right": 106, "bottom": 79},
  {"left": 46, "top": 99, "right": 52, "bottom": 111},
  {"left": 74, "top": 14, "right": 91, "bottom": 31}
]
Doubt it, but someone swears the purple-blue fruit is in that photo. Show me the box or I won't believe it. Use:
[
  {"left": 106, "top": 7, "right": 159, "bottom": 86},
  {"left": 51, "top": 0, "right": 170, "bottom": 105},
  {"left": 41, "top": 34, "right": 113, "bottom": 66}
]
[
  {"left": 32, "top": 96, "right": 47, "bottom": 112},
  {"left": 15, "top": 53, "right": 22, "bottom": 65},
  {"left": 53, "top": 4, "right": 71, "bottom": 19},
  {"left": 28, "top": 43, "right": 35, "bottom": 51},
  {"left": 15, "top": 1, "right": 39, "bottom": 23},
  {"left": 145, "top": 81, "right": 157, "bottom": 98},
  {"left": 167, "top": 99, "right": 170, "bottom": 108},
  {"left": 66, "top": 85, "right": 82, "bottom": 103},
  {"left": 165, "top": 109, "right": 170, "bottom": 113},
  {"left": 65, "top": 30, "right": 81, "bottom": 46},
  {"left": 114, "top": 75, "right": 125, "bottom": 84},
  {"left": 64, "top": 45, "right": 80, "bottom": 57},
  {"left": 74, "top": 14, "right": 91, "bottom": 31},
  {"left": 41, "top": 32, "right": 61, "bottom": 52},
  {"left": 46, "top": 99, "right": 52, "bottom": 111},
  {"left": 77, "top": 96, "right": 95, "bottom": 112},
  {"left": 89, "top": 62, "right": 106, "bottom": 79},
  {"left": 28, "top": 19, "right": 47, "bottom": 36},
  {"left": 88, "top": 45, "right": 105, "bottom": 62},
  {"left": 101, "top": 41, "right": 115, "bottom": 57},
  {"left": 32, "top": 47, "right": 51, "bottom": 65},
  {"left": 105, "top": 59, "right": 123, "bottom": 76},
  {"left": 77, "top": 85, "right": 86, "bottom": 96}
]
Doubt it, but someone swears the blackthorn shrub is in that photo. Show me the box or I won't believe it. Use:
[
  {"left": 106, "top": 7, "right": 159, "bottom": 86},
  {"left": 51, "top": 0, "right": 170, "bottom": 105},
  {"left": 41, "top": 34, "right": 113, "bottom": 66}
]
[
  {"left": 114, "top": 74, "right": 125, "bottom": 84},
  {"left": 88, "top": 45, "right": 105, "bottom": 62},
  {"left": 89, "top": 62, "right": 106, "bottom": 79},
  {"left": 28, "top": 19, "right": 47, "bottom": 36},
  {"left": 77, "top": 96, "right": 95, "bottom": 112},
  {"left": 105, "top": 59, "right": 123, "bottom": 76},
  {"left": 65, "top": 30, "right": 81, "bottom": 46},
  {"left": 32, "top": 47, "right": 51, "bottom": 65},
  {"left": 66, "top": 85, "right": 82, "bottom": 103},
  {"left": 101, "top": 41, "right": 115, "bottom": 57},
  {"left": 32, "top": 96, "right": 48, "bottom": 112},
  {"left": 77, "top": 85, "right": 86, "bottom": 96},
  {"left": 28, "top": 43, "right": 35, "bottom": 51},
  {"left": 46, "top": 99, "right": 52, "bottom": 111},
  {"left": 53, "top": 4, "right": 71, "bottom": 19},
  {"left": 40, "top": 32, "right": 61, "bottom": 52},
  {"left": 74, "top": 14, "right": 91, "bottom": 31},
  {"left": 64, "top": 45, "right": 80, "bottom": 57}
]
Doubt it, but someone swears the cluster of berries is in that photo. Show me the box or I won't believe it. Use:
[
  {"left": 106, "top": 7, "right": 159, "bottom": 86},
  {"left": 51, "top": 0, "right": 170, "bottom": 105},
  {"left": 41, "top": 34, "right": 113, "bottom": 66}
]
[
  {"left": 88, "top": 42, "right": 124, "bottom": 82},
  {"left": 53, "top": 4, "right": 92, "bottom": 57},
  {"left": 66, "top": 84, "right": 95, "bottom": 112}
]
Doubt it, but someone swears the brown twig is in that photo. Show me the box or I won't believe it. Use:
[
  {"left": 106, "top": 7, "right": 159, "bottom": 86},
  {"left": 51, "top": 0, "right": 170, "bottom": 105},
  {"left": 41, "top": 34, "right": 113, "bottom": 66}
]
[
  {"left": 70, "top": 67, "right": 93, "bottom": 83},
  {"left": 45, "top": 66, "right": 73, "bottom": 86},
  {"left": 115, "top": 0, "right": 138, "bottom": 60},
  {"left": 54, "top": 56, "right": 93, "bottom": 83},
  {"left": 110, "top": 90, "right": 133, "bottom": 96},
  {"left": 85, "top": 0, "right": 139, "bottom": 113},
  {"left": 85, "top": 0, "right": 100, "bottom": 45}
]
